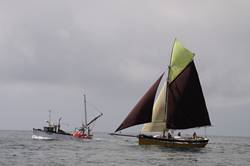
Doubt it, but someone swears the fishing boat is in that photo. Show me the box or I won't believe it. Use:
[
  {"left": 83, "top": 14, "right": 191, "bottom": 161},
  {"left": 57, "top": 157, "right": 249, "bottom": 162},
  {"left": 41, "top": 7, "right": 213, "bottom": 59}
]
[
  {"left": 72, "top": 94, "right": 103, "bottom": 139},
  {"left": 32, "top": 110, "right": 73, "bottom": 140},
  {"left": 113, "top": 39, "right": 211, "bottom": 148},
  {"left": 32, "top": 94, "right": 103, "bottom": 140}
]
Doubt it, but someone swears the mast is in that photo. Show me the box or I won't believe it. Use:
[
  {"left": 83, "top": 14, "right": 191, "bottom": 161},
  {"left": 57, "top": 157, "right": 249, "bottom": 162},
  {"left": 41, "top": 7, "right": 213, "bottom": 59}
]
[
  {"left": 84, "top": 94, "right": 87, "bottom": 126},
  {"left": 163, "top": 39, "right": 176, "bottom": 135}
]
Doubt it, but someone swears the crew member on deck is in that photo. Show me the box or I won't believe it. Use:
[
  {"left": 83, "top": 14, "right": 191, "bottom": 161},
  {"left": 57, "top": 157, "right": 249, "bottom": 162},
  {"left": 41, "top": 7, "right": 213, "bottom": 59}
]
[
  {"left": 168, "top": 132, "right": 172, "bottom": 139},
  {"left": 193, "top": 132, "right": 197, "bottom": 139}
]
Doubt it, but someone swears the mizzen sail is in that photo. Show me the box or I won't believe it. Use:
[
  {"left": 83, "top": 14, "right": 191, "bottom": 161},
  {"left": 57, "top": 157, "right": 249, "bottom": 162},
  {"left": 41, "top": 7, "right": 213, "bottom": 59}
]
[{"left": 115, "top": 73, "right": 164, "bottom": 132}]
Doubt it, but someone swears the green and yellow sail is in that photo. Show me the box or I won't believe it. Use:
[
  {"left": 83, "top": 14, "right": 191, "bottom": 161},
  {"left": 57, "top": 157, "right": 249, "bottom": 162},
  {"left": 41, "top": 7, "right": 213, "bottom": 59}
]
[{"left": 168, "top": 40, "right": 194, "bottom": 83}]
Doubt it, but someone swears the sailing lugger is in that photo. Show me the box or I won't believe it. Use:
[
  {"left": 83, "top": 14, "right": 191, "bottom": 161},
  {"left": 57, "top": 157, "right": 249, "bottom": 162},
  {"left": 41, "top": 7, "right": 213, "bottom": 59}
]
[{"left": 113, "top": 39, "right": 211, "bottom": 148}]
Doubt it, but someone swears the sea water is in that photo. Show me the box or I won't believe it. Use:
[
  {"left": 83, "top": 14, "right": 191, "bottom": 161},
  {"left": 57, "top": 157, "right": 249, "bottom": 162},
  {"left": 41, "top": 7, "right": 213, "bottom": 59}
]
[{"left": 0, "top": 130, "right": 250, "bottom": 166}]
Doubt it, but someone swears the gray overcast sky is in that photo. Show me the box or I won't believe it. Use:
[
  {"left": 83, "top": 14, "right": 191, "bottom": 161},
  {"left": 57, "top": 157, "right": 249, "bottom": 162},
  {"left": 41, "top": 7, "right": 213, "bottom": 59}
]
[{"left": 0, "top": 0, "right": 250, "bottom": 137}]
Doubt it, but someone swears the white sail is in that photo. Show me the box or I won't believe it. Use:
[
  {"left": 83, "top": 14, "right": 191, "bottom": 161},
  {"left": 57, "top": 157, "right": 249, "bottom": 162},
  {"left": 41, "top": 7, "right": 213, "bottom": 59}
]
[{"left": 141, "top": 82, "right": 167, "bottom": 132}]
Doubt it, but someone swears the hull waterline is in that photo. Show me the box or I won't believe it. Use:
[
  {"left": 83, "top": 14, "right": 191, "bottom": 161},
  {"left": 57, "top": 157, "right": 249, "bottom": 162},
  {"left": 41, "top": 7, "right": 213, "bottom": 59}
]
[
  {"left": 32, "top": 128, "right": 74, "bottom": 140},
  {"left": 32, "top": 128, "right": 93, "bottom": 140},
  {"left": 138, "top": 134, "right": 209, "bottom": 148}
]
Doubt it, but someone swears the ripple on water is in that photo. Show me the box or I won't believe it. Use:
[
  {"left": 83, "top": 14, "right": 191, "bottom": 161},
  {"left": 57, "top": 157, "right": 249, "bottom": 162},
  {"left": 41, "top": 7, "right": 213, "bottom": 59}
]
[{"left": 0, "top": 131, "right": 250, "bottom": 166}]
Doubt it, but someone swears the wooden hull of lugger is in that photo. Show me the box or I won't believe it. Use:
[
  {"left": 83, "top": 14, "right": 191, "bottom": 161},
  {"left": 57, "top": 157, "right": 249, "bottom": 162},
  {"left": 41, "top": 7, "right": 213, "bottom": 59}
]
[{"left": 138, "top": 134, "right": 209, "bottom": 148}]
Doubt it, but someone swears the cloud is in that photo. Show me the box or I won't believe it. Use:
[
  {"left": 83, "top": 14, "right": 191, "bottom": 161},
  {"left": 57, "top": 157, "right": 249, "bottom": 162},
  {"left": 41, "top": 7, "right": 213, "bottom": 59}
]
[{"left": 0, "top": 0, "right": 250, "bottom": 136}]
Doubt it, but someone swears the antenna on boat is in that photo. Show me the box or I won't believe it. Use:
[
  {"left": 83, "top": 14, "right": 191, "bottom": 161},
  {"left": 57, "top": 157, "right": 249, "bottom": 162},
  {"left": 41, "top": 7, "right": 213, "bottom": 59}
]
[
  {"left": 48, "top": 110, "right": 52, "bottom": 127},
  {"left": 84, "top": 94, "right": 88, "bottom": 127}
]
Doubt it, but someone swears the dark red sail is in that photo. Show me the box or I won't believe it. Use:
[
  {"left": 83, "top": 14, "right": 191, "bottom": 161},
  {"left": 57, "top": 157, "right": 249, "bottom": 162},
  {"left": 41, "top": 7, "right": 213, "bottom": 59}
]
[
  {"left": 166, "top": 61, "right": 211, "bottom": 129},
  {"left": 115, "top": 73, "right": 164, "bottom": 132}
]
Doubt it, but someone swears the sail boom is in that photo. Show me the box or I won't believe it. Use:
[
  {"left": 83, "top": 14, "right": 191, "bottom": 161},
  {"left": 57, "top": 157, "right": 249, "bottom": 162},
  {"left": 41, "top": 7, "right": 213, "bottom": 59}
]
[
  {"left": 167, "top": 124, "right": 211, "bottom": 130},
  {"left": 87, "top": 113, "right": 103, "bottom": 126}
]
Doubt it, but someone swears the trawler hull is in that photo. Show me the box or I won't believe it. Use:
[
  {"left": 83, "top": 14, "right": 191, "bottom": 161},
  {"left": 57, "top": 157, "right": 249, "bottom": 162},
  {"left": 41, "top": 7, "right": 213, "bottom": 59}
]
[
  {"left": 138, "top": 134, "right": 208, "bottom": 148},
  {"left": 32, "top": 128, "right": 94, "bottom": 140},
  {"left": 32, "top": 128, "right": 73, "bottom": 140}
]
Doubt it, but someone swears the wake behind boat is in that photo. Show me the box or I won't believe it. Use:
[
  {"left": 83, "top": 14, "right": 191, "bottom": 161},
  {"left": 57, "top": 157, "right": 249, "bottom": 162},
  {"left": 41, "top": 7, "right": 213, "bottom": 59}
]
[
  {"left": 112, "top": 39, "right": 211, "bottom": 148},
  {"left": 32, "top": 128, "right": 72, "bottom": 140}
]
